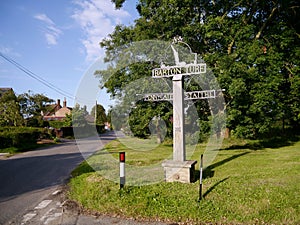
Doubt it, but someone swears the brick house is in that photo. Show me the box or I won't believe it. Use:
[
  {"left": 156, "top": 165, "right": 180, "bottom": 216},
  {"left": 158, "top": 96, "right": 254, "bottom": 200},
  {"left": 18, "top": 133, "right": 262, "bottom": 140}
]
[{"left": 42, "top": 98, "right": 72, "bottom": 121}]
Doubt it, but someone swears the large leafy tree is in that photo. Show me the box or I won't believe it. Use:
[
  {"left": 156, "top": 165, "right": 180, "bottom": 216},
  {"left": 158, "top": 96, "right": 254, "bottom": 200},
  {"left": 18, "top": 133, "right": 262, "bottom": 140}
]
[
  {"left": 0, "top": 89, "right": 23, "bottom": 126},
  {"left": 18, "top": 91, "right": 54, "bottom": 127},
  {"left": 98, "top": 0, "right": 299, "bottom": 139},
  {"left": 18, "top": 91, "right": 54, "bottom": 118}
]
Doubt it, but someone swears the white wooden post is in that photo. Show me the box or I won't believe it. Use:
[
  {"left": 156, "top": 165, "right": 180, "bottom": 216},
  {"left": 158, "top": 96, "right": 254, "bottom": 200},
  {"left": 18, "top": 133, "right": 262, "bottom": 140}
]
[{"left": 172, "top": 74, "right": 185, "bottom": 162}]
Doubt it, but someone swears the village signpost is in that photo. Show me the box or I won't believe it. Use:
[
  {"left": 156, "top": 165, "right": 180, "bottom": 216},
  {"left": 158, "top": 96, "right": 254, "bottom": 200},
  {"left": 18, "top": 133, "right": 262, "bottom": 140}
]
[{"left": 142, "top": 37, "right": 217, "bottom": 183}]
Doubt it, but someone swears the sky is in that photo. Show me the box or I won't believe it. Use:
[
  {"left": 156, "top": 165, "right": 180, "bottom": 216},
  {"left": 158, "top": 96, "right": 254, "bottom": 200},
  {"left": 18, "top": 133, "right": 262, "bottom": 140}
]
[{"left": 0, "top": 0, "right": 139, "bottom": 111}]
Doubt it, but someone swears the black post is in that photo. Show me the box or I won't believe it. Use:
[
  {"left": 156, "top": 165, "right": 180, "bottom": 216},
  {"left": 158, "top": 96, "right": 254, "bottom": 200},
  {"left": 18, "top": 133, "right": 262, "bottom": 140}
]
[{"left": 199, "top": 154, "right": 203, "bottom": 201}]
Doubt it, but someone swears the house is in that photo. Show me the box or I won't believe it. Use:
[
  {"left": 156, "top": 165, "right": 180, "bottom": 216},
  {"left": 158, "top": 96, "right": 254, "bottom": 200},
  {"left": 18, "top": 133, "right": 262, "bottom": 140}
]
[{"left": 43, "top": 98, "right": 72, "bottom": 121}]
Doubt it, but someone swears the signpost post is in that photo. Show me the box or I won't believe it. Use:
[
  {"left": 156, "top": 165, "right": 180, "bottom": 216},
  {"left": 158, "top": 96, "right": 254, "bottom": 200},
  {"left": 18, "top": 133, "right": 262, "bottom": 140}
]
[{"left": 142, "top": 37, "right": 218, "bottom": 183}]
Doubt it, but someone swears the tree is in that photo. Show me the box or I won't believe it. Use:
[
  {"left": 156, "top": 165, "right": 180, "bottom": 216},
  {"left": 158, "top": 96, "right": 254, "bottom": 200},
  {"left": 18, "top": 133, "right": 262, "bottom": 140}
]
[
  {"left": 90, "top": 104, "right": 107, "bottom": 125},
  {"left": 0, "top": 89, "right": 23, "bottom": 126},
  {"left": 98, "top": 0, "right": 299, "bottom": 139},
  {"left": 18, "top": 90, "right": 54, "bottom": 126},
  {"left": 64, "top": 103, "right": 88, "bottom": 127}
]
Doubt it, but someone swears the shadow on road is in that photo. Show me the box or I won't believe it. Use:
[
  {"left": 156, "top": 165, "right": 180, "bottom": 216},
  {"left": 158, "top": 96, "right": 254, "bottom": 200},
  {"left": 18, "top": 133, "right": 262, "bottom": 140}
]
[
  {"left": 0, "top": 132, "right": 117, "bottom": 202},
  {"left": 0, "top": 152, "right": 84, "bottom": 202}
]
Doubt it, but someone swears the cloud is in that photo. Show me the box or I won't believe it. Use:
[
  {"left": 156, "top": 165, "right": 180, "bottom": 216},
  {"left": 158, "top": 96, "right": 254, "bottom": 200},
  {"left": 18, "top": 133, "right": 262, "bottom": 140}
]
[
  {"left": 0, "top": 46, "right": 21, "bottom": 58},
  {"left": 34, "top": 13, "right": 62, "bottom": 46},
  {"left": 72, "top": 0, "right": 130, "bottom": 62}
]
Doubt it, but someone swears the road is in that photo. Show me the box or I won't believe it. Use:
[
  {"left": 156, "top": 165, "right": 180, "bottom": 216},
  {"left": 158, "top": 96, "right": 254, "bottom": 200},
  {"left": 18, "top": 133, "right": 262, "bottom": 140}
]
[{"left": 0, "top": 132, "right": 116, "bottom": 225}]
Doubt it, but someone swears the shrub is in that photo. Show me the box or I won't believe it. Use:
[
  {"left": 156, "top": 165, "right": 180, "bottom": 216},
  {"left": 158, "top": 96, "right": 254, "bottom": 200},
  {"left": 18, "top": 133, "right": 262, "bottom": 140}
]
[
  {"left": 0, "top": 127, "right": 41, "bottom": 149},
  {"left": 49, "top": 120, "right": 65, "bottom": 129}
]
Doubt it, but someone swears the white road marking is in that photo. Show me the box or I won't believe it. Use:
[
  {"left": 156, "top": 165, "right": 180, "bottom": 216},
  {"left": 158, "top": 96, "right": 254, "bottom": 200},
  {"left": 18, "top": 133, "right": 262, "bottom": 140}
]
[
  {"left": 51, "top": 190, "right": 61, "bottom": 195},
  {"left": 22, "top": 213, "right": 36, "bottom": 224},
  {"left": 40, "top": 208, "right": 62, "bottom": 224},
  {"left": 44, "top": 212, "right": 62, "bottom": 224},
  {"left": 34, "top": 200, "right": 52, "bottom": 209}
]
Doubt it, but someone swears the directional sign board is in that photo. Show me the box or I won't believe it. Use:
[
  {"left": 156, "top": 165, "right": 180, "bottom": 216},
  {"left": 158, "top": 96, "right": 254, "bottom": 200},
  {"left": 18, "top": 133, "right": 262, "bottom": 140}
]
[
  {"left": 152, "top": 64, "right": 206, "bottom": 78},
  {"left": 143, "top": 90, "right": 216, "bottom": 101}
]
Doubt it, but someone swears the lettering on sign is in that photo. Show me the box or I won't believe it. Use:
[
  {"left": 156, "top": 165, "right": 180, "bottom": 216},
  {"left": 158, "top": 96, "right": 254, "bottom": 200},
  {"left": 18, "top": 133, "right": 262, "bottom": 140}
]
[
  {"left": 152, "top": 64, "right": 206, "bottom": 78},
  {"left": 184, "top": 90, "right": 216, "bottom": 100},
  {"left": 144, "top": 93, "right": 173, "bottom": 101},
  {"left": 143, "top": 90, "right": 216, "bottom": 101}
]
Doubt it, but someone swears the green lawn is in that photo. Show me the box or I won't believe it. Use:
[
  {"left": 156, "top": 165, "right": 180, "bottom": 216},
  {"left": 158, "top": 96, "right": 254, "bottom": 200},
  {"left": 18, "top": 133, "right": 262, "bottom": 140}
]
[{"left": 68, "top": 138, "right": 300, "bottom": 224}]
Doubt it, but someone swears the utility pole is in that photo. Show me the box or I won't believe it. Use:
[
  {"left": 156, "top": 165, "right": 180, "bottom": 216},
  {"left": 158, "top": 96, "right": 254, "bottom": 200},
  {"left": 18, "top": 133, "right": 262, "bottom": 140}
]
[{"left": 95, "top": 100, "right": 97, "bottom": 125}]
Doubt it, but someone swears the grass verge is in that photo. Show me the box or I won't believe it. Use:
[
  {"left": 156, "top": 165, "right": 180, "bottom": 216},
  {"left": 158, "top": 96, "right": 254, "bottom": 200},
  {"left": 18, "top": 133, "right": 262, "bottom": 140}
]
[{"left": 68, "top": 138, "right": 300, "bottom": 224}]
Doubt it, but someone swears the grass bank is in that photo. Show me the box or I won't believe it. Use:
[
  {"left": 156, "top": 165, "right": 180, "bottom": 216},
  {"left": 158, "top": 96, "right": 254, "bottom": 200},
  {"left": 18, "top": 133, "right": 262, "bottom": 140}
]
[{"left": 68, "top": 138, "right": 300, "bottom": 224}]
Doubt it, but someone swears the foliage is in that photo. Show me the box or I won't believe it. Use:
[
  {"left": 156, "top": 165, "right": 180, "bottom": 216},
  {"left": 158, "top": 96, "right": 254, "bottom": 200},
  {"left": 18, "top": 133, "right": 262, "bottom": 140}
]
[
  {"left": 0, "top": 89, "right": 23, "bottom": 126},
  {"left": 128, "top": 101, "right": 173, "bottom": 138},
  {"left": 18, "top": 90, "right": 53, "bottom": 125},
  {"left": 97, "top": 0, "right": 300, "bottom": 139},
  {"left": 0, "top": 127, "right": 42, "bottom": 151},
  {"left": 90, "top": 104, "right": 107, "bottom": 125},
  {"left": 64, "top": 103, "right": 88, "bottom": 127},
  {"left": 25, "top": 116, "right": 49, "bottom": 127},
  {"left": 48, "top": 120, "right": 65, "bottom": 129}
]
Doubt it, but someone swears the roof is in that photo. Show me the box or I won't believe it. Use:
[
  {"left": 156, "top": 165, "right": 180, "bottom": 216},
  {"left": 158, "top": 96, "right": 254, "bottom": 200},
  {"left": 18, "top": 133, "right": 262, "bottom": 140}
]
[
  {"left": 55, "top": 107, "right": 72, "bottom": 117},
  {"left": 42, "top": 99, "right": 72, "bottom": 121},
  {"left": 43, "top": 104, "right": 61, "bottom": 116}
]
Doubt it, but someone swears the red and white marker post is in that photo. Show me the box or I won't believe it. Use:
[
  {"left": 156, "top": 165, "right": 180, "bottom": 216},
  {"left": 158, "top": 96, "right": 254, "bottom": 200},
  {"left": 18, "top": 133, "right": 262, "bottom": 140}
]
[{"left": 119, "top": 152, "right": 125, "bottom": 189}]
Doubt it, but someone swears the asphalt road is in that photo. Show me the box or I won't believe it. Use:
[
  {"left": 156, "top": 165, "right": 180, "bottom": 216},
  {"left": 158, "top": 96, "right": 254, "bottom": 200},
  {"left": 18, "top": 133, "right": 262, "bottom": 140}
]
[{"left": 0, "top": 132, "right": 116, "bottom": 225}]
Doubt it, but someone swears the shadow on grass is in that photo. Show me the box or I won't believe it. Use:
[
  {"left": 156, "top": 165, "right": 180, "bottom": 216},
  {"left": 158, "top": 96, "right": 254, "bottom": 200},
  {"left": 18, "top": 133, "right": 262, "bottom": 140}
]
[
  {"left": 207, "top": 152, "right": 250, "bottom": 170},
  {"left": 71, "top": 161, "right": 95, "bottom": 177},
  {"left": 202, "top": 177, "right": 229, "bottom": 199},
  {"left": 194, "top": 152, "right": 249, "bottom": 182},
  {"left": 223, "top": 134, "right": 300, "bottom": 151}
]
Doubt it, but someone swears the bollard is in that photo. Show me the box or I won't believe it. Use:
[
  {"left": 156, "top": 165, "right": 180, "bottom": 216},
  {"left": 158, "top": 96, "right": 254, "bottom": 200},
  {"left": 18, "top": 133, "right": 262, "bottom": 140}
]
[{"left": 119, "top": 152, "right": 125, "bottom": 189}]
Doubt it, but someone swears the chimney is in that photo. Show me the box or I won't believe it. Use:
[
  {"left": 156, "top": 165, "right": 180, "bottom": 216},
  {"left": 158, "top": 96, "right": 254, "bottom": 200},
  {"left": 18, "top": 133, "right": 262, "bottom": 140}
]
[
  {"left": 57, "top": 99, "right": 61, "bottom": 106},
  {"left": 63, "top": 98, "right": 67, "bottom": 108}
]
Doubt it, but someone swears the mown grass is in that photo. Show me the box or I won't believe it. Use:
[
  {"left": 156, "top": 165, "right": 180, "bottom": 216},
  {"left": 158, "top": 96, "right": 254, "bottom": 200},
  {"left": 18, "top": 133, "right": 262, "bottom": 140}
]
[{"left": 68, "top": 138, "right": 300, "bottom": 224}]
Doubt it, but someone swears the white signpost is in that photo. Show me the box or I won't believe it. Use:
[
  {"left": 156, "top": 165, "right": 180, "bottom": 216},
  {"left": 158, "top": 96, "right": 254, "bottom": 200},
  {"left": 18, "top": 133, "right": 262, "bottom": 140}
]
[{"left": 143, "top": 37, "right": 217, "bottom": 183}]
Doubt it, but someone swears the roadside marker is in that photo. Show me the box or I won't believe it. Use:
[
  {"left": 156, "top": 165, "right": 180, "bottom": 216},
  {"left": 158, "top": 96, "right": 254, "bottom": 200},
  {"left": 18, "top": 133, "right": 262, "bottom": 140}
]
[{"left": 119, "top": 152, "right": 125, "bottom": 189}]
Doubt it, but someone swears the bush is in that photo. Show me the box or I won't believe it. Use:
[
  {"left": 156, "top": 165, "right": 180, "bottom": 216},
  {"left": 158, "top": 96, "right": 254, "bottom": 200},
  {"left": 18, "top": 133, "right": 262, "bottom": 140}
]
[
  {"left": 25, "top": 116, "right": 49, "bottom": 128},
  {"left": 49, "top": 120, "right": 65, "bottom": 129},
  {"left": 0, "top": 127, "right": 41, "bottom": 149}
]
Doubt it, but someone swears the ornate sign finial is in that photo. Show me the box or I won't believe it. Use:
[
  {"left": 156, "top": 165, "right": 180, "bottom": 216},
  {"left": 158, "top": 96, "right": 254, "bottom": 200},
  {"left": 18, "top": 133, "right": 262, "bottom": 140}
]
[{"left": 172, "top": 36, "right": 183, "bottom": 44}]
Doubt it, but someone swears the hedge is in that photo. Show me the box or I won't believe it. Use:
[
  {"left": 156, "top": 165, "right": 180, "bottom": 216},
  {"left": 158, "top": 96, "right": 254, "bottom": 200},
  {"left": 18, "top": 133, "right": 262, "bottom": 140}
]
[{"left": 0, "top": 127, "right": 41, "bottom": 149}]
